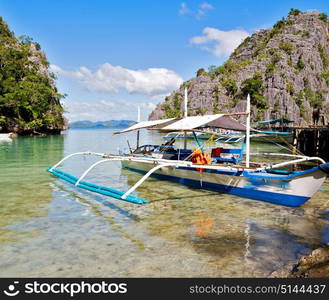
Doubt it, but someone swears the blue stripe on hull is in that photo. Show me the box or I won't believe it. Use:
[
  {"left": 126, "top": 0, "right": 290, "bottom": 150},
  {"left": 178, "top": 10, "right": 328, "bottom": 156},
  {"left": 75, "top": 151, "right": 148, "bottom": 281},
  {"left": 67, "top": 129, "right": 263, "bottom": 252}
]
[{"left": 123, "top": 166, "right": 309, "bottom": 207}]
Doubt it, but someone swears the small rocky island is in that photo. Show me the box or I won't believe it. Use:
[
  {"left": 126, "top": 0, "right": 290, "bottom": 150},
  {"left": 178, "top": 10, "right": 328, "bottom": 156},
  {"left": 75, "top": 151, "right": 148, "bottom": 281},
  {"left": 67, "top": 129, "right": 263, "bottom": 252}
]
[
  {"left": 149, "top": 10, "right": 329, "bottom": 124},
  {"left": 0, "top": 17, "right": 65, "bottom": 134}
]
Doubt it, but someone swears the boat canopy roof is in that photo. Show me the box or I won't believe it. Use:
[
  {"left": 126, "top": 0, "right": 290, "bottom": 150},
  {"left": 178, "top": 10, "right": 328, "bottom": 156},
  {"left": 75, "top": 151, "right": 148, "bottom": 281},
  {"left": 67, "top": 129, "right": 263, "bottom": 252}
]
[
  {"left": 114, "top": 113, "right": 247, "bottom": 134},
  {"left": 113, "top": 118, "right": 176, "bottom": 134}
]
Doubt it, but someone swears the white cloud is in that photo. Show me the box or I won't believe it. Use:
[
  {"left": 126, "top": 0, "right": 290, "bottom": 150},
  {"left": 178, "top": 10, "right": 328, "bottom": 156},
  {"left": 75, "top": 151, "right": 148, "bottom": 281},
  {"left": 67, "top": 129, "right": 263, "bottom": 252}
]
[
  {"left": 50, "top": 63, "right": 183, "bottom": 98},
  {"left": 197, "top": 2, "right": 214, "bottom": 19},
  {"left": 49, "top": 64, "right": 62, "bottom": 73},
  {"left": 63, "top": 99, "right": 157, "bottom": 122},
  {"left": 179, "top": 1, "right": 214, "bottom": 19},
  {"left": 190, "top": 27, "right": 249, "bottom": 57},
  {"left": 178, "top": 2, "right": 190, "bottom": 15},
  {"left": 63, "top": 100, "right": 116, "bottom": 121},
  {"left": 109, "top": 99, "right": 156, "bottom": 111}
]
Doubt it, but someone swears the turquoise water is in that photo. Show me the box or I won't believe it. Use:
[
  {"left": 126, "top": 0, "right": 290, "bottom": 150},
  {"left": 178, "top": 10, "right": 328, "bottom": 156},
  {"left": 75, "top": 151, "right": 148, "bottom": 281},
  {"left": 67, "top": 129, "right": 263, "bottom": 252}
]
[{"left": 0, "top": 129, "right": 328, "bottom": 277}]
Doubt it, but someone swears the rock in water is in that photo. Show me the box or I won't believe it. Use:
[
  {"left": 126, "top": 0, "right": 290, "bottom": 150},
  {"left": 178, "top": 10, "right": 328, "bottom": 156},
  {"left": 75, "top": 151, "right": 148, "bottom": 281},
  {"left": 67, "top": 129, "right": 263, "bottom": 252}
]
[
  {"left": 270, "top": 245, "right": 329, "bottom": 277},
  {"left": 289, "top": 246, "right": 329, "bottom": 277}
]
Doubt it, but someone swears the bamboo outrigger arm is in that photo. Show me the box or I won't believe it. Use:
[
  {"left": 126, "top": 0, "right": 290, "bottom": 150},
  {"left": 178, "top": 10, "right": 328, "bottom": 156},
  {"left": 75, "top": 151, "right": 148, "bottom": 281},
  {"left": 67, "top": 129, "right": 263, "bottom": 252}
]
[
  {"left": 264, "top": 156, "right": 326, "bottom": 170},
  {"left": 75, "top": 158, "right": 177, "bottom": 199},
  {"left": 75, "top": 158, "right": 118, "bottom": 186},
  {"left": 121, "top": 163, "right": 177, "bottom": 200},
  {"left": 49, "top": 151, "right": 105, "bottom": 171},
  {"left": 48, "top": 152, "right": 180, "bottom": 204}
]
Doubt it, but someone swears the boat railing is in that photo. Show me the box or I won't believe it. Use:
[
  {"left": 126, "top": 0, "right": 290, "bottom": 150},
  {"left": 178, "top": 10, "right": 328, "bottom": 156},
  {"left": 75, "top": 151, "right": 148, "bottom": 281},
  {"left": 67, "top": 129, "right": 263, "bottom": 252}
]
[
  {"left": 250, "top": 152, "right": 306, "bottom": 159},
  {"left": 248, "top": 152, "right": 326, "bottom": 170},
  {"left": 49, "top": 151, "right": 105, "bottom": 171},
  {"left": 264, "top": 157, "right": 326, "bottom": 170}
]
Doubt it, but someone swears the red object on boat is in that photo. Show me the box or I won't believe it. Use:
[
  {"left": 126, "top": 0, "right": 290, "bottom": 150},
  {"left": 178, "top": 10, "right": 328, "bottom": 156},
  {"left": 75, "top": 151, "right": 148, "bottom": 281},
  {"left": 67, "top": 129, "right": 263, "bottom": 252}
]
[{"left": 211, "top": 147, "right": 222, "bottom": 157}]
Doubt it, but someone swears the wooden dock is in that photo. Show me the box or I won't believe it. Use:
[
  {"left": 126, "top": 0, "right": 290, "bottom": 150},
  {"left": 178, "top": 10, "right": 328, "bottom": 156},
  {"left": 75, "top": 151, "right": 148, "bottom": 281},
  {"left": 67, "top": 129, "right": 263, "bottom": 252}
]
[{"left": 265, "top": 125, "right": 329, "bottom": 161}]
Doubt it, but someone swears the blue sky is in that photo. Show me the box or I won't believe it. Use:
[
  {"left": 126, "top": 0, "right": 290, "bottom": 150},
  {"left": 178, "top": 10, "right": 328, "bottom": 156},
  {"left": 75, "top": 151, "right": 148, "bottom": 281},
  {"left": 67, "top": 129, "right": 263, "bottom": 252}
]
[{"left": 1, "top": 0, "right": 328, "bottom": 121}]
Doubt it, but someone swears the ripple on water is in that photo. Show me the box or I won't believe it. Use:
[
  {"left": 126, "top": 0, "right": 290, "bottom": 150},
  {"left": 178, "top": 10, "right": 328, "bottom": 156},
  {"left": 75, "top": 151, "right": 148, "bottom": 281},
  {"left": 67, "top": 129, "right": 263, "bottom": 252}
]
[{"left": 0, "top": 129, "right": 328, "bottom": 277}]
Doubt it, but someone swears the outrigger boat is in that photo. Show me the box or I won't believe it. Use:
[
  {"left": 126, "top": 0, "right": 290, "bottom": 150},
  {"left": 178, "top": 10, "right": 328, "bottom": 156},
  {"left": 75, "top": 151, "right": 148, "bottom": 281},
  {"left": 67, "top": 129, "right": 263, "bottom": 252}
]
[
  {"left": 215, "top": 131, "right": 293, "bottom": 144},
  {"left": 47, "top": 92, "right": 329, "bottom": 207}
]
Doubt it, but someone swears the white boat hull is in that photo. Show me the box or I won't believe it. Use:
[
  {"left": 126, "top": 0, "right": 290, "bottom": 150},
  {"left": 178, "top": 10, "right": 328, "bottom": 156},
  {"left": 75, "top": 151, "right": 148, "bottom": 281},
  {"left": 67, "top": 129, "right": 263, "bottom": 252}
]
[
  {"left": 0, "top": 133, "right": 13, "bottom": 142},
  {"left": 122, "top": 160, "right": 328, "bottom": 207}
]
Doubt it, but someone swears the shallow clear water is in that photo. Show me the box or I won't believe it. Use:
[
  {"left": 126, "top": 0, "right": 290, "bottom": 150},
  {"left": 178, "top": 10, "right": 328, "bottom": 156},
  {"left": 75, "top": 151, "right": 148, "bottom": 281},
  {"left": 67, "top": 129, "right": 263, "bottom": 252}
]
[{"left": 0, "top": 129, "right": 328, "bottom": 277}]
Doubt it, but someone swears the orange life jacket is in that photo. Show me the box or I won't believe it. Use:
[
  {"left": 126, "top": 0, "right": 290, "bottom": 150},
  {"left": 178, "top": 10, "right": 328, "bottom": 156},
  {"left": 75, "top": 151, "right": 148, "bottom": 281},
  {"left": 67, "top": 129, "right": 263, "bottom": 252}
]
[{"left": 191, "top": 149, "right": 212, "bottom": 172}]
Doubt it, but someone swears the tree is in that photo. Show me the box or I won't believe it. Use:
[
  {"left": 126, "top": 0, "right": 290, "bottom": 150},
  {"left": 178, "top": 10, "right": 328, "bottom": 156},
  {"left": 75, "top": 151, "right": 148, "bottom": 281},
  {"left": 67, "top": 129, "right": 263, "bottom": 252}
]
[
  {"left": 289, "top": 8, "right": 301, "bottom": 16},
  {"left": 319, "top": 12, "right": 328, "bottom": 22},
  {"left": 196, "top": 107, "right": 207, "bottom": 115},
  {"left": 207, "top": 65, "right": 217, "bottom": 73},
  {"left": 320, "top": 72, "right": 329, "bottom": 85},
  {"left": 304, "top": 87, "right": 324, "bottom": 108},
  {"left": 18, "top": 35, "right": 33, "bottom": 44},
  {"left": 163, "top": 93, "right": 182, "bottom": 118},
  {"left": 279, "top": 42, "right": 294, "bottom": 54},
  {"left": 241, "top": 73, "right": 268, "bottom": 110},
  {"left": 196, "top": 68, "right": 206, "bottom": 77},
  {"left": 0, "top": 17, "right": 65, "bottom": 133},
  {"left": 0, "top": 17, "right": 14, "bottom": 38},
  {"left": 296, "top": 54, "right": 305, "bottom": 70},
  {"left": 221, "top": 78, "right": 237, "bottom": 96},
  {"left": 213, "top": 102, "right": 220, "bottom": 114}
]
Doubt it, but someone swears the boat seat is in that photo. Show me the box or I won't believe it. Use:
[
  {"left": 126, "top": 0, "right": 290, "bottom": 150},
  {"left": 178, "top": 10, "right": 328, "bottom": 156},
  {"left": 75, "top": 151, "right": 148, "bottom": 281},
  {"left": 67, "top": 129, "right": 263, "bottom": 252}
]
[
  {"left": 213, "top": 157, "right": 239, "bottom": 164},
  {"left": 211, "top": 147, "right": 243, "bottom": 164},
  {"left": 172, "top": 149, "right": 192, "bottom": 160}
]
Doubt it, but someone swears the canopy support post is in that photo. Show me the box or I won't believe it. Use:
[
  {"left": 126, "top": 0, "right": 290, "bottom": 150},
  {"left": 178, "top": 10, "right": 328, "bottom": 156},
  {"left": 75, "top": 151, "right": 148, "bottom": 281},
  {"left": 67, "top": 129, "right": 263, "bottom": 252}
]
[
  {"left": 183, "top": 132, "right": 187, "bottom": 149},
  {"left": 136, "top": 106, "right": 141, "bottom": 148},
  {"left": 246, "top": 94, "right": 251, "bottom": 168},
  {"left": 184, "top": 87, "right": 188, "bottom": 149}
]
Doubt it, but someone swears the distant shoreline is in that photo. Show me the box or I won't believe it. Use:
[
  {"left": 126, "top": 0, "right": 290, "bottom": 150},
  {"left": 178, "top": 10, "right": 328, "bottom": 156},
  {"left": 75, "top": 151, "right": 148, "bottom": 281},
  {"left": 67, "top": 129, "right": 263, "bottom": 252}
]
[
  {"left": 68, "top": 126, "right": 128, "bottom": 130},
  {"left": 68, "top": 120, "right": 136, "bottom": 129}
]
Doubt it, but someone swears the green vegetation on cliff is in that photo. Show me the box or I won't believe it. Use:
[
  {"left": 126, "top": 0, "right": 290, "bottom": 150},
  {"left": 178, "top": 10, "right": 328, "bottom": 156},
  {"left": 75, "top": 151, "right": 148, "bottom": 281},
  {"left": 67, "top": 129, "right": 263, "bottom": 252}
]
[
  {"left": 0, "top": 17, "right": 65, "bottom": 134},
  {"left": 149, "top": 9, "right": 329, "bottom": 124},
  {"left": 163, "top": 92, "right": 182, "bottom": 118}
]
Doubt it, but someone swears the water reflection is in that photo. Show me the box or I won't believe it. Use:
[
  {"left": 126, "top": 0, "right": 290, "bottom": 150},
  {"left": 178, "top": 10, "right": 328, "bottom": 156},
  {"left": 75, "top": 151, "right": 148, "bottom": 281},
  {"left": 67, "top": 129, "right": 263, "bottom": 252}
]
[
  {"left": 0, "top": 129, "right": 328, "bottom": 277},
  {"left": 52, "top": 181, "right": 145, "bottom": 249},
  {"left": 122, "top": 166, "right": 328, "bottom": 276},
  {"left": 243, "top": 221, "right": 311, "bottom": 276},
  {"left": 321, "top": 225, "right": 329, "bottom": 245},
  {"left": 0, "top": 135, "right": 64, "bottom": 245}
]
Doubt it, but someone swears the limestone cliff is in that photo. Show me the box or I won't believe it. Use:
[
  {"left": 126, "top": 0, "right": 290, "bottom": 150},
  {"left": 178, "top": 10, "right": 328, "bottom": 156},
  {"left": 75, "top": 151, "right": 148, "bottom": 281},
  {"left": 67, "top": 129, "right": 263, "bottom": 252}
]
[
  {"left": 149, "top": 10, "right": 329, "bottom": 124},
  {"left": 0, "top": 17, "right": 65, "bottom": 134}
]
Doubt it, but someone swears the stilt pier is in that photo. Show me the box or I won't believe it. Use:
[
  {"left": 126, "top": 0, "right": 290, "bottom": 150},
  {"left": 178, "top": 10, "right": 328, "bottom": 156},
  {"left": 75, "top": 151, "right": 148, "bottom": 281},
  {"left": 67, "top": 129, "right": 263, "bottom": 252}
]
[{"left": 285, "top": 126, "right": 329, "bottom": 161}]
